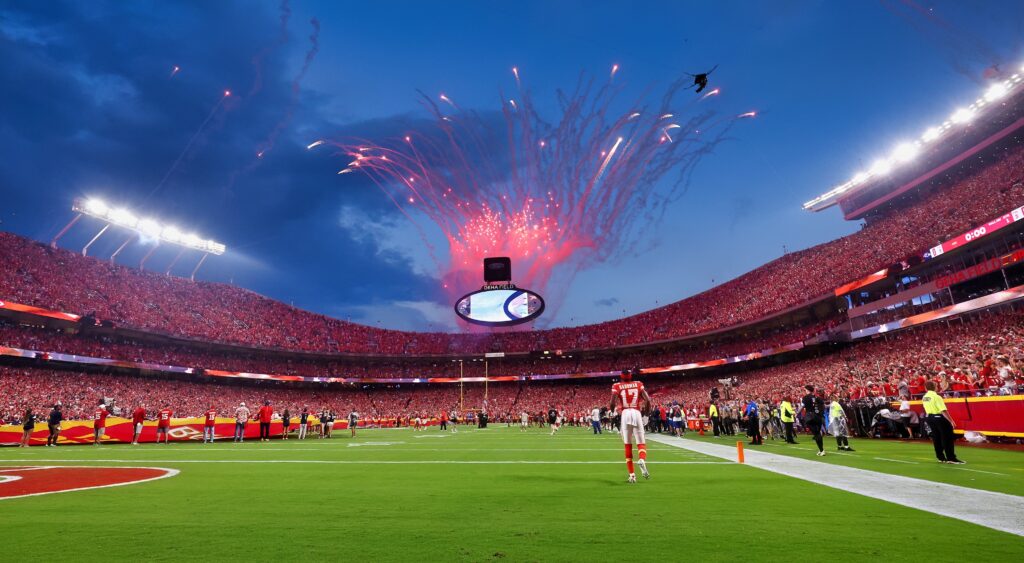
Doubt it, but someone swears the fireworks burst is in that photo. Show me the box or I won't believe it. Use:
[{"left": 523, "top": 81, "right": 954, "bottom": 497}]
[{"left": 323, "top": 67, "right": 749, "bottom": 317}]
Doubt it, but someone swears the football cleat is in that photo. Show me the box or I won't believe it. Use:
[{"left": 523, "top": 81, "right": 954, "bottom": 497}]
[
  {"left": 816, "top": 451, "right": 825, "bottom": 456},
  {"left": 638, "top": 458, "right": 650, "bottom": 480},
  {"left": 627, "top": 474, "right": 637, "bottom": 483}
]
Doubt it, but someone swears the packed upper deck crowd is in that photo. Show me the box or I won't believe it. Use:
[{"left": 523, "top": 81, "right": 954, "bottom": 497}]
[
  {"left": 1, "top": 142, "right": 1021, "bottom": 356},
  {"left": 3, "top": 307, "right": 1020, "bottom": 425}
]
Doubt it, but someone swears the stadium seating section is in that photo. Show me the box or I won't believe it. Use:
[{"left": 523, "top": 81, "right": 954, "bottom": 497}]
[
  {"left": 2, "top": 310, "right": 1021, "bottom": 424},
  {"left": 1, "top": 142, "right": 1022, "bottom": 356}
]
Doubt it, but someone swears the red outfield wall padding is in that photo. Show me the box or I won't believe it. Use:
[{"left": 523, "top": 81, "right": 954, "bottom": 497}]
[{"left": 897, "top": 395, "right": 1024, "bottom": 438}]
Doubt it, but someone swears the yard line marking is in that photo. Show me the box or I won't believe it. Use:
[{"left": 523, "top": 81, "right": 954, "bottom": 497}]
[
  {"left": 648, "top": 434, "right": 1024, "bottom": 537},
  {"left": 950, "top": 467, "right": 1009, "bottom": 477},
  {"left": 873, "top": 457, "right": 919, "bottom": 465},
  {"left": 0, "top": 458, "right": 733, "bottom": 468}
]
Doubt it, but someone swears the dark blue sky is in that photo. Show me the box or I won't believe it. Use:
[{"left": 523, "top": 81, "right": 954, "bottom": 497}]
[{"left": 1, "top": 1, "right": 1021, "bottom": 331}]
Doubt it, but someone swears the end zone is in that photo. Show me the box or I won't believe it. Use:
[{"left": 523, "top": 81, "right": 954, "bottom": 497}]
[{"left": 0, "top": 466, "right": 179, "bottom": 500}]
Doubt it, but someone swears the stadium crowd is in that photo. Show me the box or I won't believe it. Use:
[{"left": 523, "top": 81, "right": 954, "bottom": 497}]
[
  {"left": 1, "top": 140, "right": 1022, "bottom": 357},
  {"left": 3, "top": 308, "right": 1020, "bottom": 429},
  {"left": 0, "top": 320, "right": 827, "bottom": 380}
]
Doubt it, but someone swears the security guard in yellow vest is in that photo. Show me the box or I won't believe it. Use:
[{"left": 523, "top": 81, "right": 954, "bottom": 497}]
[
  {"left": 780, "top": 398, "right": 797, "bottom": 444},
  {"left": 709, "top": 402, "right": 722, "bottom": 437},
  {"left": 922, "top": 380, "right": 964, "bottom": 464}
]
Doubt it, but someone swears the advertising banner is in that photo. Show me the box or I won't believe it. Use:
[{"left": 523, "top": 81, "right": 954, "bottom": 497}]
[
  {"left": 897, "top": 395, "right": 1024, "bottom": 438},
  {"left": 0, "top": 416, "right": 438, "bottom": 446}
]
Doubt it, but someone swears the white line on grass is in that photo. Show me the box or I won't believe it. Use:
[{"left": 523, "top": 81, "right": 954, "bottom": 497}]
[
  {"left": 0, "top": 459, "right": 729, "bottom": 465},
  {"left": 873, "top": 457, "right": 919, "bottom": 465},
  {"left": 948, "top": 467, "right": 1010, "bottom": 477},
  {"left": 648, "top": 434, "right": 1024, "bottom": 537}
]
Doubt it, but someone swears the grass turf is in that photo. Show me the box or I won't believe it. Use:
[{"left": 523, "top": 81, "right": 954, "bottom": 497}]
[
  {"left": 683, "top": 431, "right": 1024, "bottom": 496},
  {"left": 1, "top": 425, "right": 1022, "bottom": 561}
]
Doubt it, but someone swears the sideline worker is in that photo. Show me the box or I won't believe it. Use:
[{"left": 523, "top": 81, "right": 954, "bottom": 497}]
[
  {"left": 709, "top": 402, "right": 722, "bottom": 437},
  {"left": 780, "top": 397, "right": 797, "bottom": 444},
  {"left": 922, "top": 381, "right": 964, "bottom": 464}
]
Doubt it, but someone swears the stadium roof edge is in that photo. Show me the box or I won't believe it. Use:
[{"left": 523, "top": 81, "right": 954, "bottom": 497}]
[{"left": 804, "top": 69, "right": 1024, "bottom": 214}]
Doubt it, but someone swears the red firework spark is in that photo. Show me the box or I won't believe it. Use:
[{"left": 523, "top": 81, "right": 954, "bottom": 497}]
[{"left": 320, "top": 68, "right": 748, "bottom": 313}]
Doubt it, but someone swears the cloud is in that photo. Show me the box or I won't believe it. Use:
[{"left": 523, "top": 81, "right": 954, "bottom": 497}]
[
  {"left": 337, "top": 205, "right": 444, "bottom": 280},
  {"left": 593, "top": 297, "right": 619, "bottom": 307},
  {"left": 341, "top": 299, "right": 457, "bottom": 332}
]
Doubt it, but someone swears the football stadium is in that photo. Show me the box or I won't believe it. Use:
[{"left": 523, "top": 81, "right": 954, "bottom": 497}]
[{"left": 2, "top": 2, "right": 1024, "bottom": 561}]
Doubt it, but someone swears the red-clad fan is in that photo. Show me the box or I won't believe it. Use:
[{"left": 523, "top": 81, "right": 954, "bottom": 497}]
[
  {"left": 951, "top": 369, "right": 973, "bottom": 394},
  {"left": 156, "top": 404, "right": 173, "bottom": 444},
  {"left": 203, "top": 405, "right": 217, "bottom": 444},
  {"left": 257, "top": 400, "right": 273, "bottom": 442},
  {"left": 93, "top": 402, "right": 108, "bottom": 446},
  {"left": 610, "top": 368, "right": 652, "bottom": 483},
  {"left": 131, "top": 404, "right": 146, "bottom": 445}
]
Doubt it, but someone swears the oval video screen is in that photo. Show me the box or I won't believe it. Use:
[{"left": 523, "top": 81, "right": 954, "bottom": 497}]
[{"left": 454, "top": 288, "right": 545, "bottom": 327}]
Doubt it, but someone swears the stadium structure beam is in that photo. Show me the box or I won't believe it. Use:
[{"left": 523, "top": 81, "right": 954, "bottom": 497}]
[
  {"left": 139, "top": 241, "right": 160, "bottom": 271},
  {"left": 190, "top": 253, "right": 209, "bottom": 281},
  {"left": 82, "top": 224, "right": 110, "bottom": 257},
  {"left": 166, "top": 248, "right": 187, "bottom": 276},
  {"left": 50, "top": 213, "right": 82, "bottom": 249},
  {"left": 109, "top": 233, "right": 136, "bottom": 264}
]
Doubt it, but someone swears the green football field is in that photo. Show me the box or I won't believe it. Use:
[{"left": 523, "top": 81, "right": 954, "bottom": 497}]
[{"left": 1, "top": 426, "right": 1022, "bottom": 561}]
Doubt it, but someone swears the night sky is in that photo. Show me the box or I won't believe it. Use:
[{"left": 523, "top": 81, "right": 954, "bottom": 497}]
[{"left": 1, "top": 1, "right": 1021, "bottom": 331}]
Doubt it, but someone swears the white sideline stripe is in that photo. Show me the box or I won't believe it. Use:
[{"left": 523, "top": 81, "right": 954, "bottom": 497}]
[
  {"left": 18, "top": 448, "right": 704, "bottom": 456},
  {"left": 0, "top": 459, "right": 728, "bottom": 465},
  {"left": 952, "top": 467, "right": 1010, "bottom": 477},
  {"left": 874, "top": 457, "right": 919, "bottom": 465},
  {"left": 647, "top": 435, "right": 1024, "bottom": 537}
]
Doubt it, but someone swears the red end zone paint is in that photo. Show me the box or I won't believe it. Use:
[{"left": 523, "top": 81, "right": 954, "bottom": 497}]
[{"left": 0, "top": 466, "right": 178, "bottom": 499}]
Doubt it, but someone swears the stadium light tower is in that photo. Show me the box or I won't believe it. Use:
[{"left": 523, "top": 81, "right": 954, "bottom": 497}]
[
  {"left": 804, "top": 67, "right": 1024, "bottom": 212},
  {"left": 51, "top": 198, "right": 227, "bottom": 280}
]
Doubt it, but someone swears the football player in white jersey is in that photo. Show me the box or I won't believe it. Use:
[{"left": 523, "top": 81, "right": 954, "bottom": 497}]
[{"left": 610, "top": 368, "right": 652, "bottom": 483}]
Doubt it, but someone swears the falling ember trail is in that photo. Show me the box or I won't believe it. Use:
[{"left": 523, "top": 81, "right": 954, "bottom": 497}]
[
  {"left": 226, "top": 17, "right": 321, "bottom": 192},
  {"left": 148, "top": 90, "right": 231, "bottom": 199},
  {"left": 329, "top": 68, "right": 747, "bottom": 317}
]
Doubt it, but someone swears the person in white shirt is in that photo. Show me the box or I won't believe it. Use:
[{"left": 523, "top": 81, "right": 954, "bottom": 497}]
[
  {"left": 898, "top": 397, "right": 918, "bottom": 438},
  {"left": 520, "top": 411, "right": 529, "bottom": 432},
  {"left": 591, "top": 407, "right": 602, "bottom": 434}
]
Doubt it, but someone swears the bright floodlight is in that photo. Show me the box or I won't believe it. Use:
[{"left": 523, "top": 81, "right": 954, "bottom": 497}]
[
  {"left": 110, "top": 208, "right": 138, "bottom": 228},
  {"left": 921, "top": 126, "right": 942, "bottom": 143},
  {"left": 892, "top": 142, "right": 919, "bottom": 163},
  {"left": 85, "top": 198, "right": 108, "bottom": 215},
  {"left": 183, "top": 233, "right": 203, "bottom": 247},
  {"left": 806, "top": 62, "right": 1020, "bottom": 212},
  {"left": 985, "top": 82, "right": 1009, "bottom": 102},
  {"left": 161, "top": 226, "right": 182, "bottom": 243},
  {"left": 138, "top": 219, "right": 162, "bottom": 238},
  {"left": 71, "top": 198, "right": 226, "bottom": 255},
  {"left": 869, "top": 159, "right": 893, "bottom": 176},
  {"left": 950, "top": 107, "right": 974, "bottom": 124}
]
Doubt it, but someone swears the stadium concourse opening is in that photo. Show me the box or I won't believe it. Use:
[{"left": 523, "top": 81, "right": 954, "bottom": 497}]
[{"left": 2, "top": 2, "right": 1024, "bottom": 560}]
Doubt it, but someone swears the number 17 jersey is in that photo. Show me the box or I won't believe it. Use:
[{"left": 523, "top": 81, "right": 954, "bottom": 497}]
[{"left": 612, "top": 381, "right": 645, "bottom": 410}]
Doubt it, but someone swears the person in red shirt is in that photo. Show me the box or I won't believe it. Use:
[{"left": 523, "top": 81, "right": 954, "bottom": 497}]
[
  {"left": 131, "top": 405, "right": 147, "bottom": 445},
  {"left": 156, "top": 404, "right": 173, "bottom": 444},
  {"left": 950, "top": 369, "right": 972, "bottom": 396},
  {"left": 258, "top": 400, "right": 273, "bottom": 442},
  {"left": 93, "top": 402, "right": 109, "bottom": 446},
  {"left": 610, "top": 368, "right": 652, "bottom": 483},
  {"left": 203, "top": 405, "right": 217, "bottom": 444}
]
